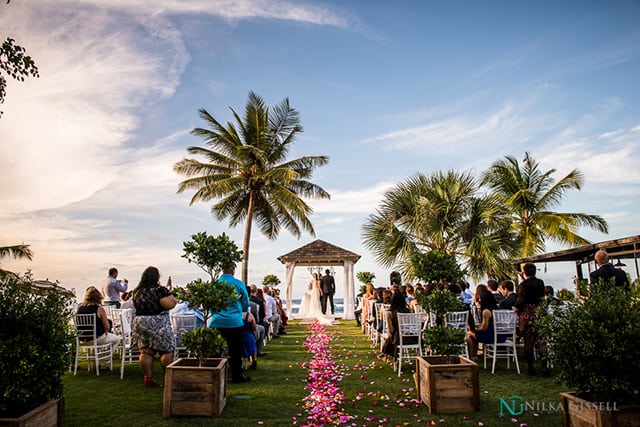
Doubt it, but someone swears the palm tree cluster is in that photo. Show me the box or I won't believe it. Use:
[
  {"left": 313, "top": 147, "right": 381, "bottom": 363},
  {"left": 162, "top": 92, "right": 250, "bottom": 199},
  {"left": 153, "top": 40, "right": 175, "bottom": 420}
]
[
  {"left": 174, "top": 92, "right": 330, "bottom": 284},
  {"left": 362, "top": 152, "right": 608, "bottom": 281}
]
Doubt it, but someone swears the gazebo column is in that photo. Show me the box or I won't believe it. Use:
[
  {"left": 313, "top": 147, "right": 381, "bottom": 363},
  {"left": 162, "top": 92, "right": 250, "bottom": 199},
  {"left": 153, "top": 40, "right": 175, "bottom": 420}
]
[
  {"left": 342, "top": 261, "right": 355, "bottom": 320},
  {"left": 284, "top": 261, "right": 296, "bottom": 319}
]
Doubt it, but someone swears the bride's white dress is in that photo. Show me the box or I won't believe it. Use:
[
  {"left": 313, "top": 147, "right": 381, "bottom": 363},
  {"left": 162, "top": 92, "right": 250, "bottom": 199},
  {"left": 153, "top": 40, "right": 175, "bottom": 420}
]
[{"left": 299, "top": 280, "right": 334, "bottom": 325}]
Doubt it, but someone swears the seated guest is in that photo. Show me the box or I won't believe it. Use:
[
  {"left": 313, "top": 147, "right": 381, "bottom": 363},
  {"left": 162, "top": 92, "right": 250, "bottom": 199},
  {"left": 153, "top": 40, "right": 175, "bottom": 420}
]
[
  {"left": 77, "top": 286, "right": 122, "bottom": 365},
  {"left": 247, "top": 286, "right": 266, "bottom": 357},
  {"left": 242, "top": 311, "right": 258, "bottom": 370},
  {"left": 466, "top": 285, "right": 505, "bottom": 361},
  {"left": 487, "top": 279, "right": 504, "bottom": 305},
  {"left": 262, "top": 286, "right": 281, "bottom": 338},
  {"left": 544, "top": 285, "right": 562, "bottom": 307},
  {"left": 497, "top": 280, "right": 516, "bottom": 310},
  {"left": 380, "top": 290, "right": 412, "bottom": 362}
]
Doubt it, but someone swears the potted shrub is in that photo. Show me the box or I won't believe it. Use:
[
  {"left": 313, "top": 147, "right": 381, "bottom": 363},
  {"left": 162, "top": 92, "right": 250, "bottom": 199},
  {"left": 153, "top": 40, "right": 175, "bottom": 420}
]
[
  {"left": 412, "top": 251, "right": 479, "bottom": 413},
  {"left": 356, "top": 271, "right": 376, "bottom": 285},
  {"left": 537, "top": 280, "right": 640, "bottom": 427},
  {"left": 163, "top": 232, "right": 242, "bottom": 418},
  {"left": 0, "top": 273, "right": 74, "bottom": 427}
]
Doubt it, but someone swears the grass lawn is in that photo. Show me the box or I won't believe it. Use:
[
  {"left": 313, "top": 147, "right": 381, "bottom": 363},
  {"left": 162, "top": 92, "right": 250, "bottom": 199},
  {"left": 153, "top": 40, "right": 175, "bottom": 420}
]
[{"left": 63, "top": 320, "right": 565, "bottom": 426}]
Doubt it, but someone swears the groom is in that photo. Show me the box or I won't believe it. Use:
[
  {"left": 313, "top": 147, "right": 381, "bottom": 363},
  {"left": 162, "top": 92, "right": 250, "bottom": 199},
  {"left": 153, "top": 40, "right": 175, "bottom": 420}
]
[{"left": 320, "top": 269, "right": 335, "bottom": 315}]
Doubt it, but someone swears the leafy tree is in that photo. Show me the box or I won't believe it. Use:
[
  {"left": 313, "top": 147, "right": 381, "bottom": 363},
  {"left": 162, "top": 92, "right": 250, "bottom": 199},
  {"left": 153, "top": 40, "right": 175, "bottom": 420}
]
[
  {"left": 176, "top": 232, "right": 242, "bottom": 328},
  {"left": 356, "top": 271, "right": 375, "bottom": 284},
  {"left": 262, "top": 274, "right": 281, "bottom": 288},
  {"left": 174, "top": 91, "right": 330, "bottom": 284},
  {"left": 0, "top": 37, "right": 39, "bottom": 117},
  {"left": 181, "top": 232, "right": 243, "bottom": 282},
  {"left": 411, "top": 250, "right": 466, "bottom": 285},
  {"left": 481, "top": 152, "right": 608, "bottom": 257}
]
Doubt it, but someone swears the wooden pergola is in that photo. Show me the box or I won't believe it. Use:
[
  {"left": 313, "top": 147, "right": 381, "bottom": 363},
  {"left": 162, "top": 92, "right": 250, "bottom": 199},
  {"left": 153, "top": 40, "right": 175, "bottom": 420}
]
[
  {"left": 277, "top": 239, "right": 361, "bottom": 319},
  {"left": 512, "top": 235, "right": 640, "bottom": 281}
]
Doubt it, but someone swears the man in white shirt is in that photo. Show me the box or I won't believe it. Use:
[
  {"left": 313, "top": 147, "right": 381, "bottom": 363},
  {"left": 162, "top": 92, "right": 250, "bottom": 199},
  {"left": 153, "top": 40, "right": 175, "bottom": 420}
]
[{"left": 262, "top": 286, "right": 281, "bottom": 338}]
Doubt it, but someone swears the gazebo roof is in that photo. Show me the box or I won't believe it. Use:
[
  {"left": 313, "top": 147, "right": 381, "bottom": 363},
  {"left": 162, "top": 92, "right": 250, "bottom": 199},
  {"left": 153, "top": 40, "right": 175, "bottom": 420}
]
[{"left": 277, "top": 239, "right": 361, "bottom": 265}]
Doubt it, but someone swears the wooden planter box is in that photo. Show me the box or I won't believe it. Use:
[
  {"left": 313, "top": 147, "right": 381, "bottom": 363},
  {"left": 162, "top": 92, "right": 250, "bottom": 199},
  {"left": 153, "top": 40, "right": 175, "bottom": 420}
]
[
  {"left": 0, "top": 398, "right": 64, "bottom": 427},
  {"left": 560, "top": 392, "right": 640, "bottom": 427},
  {"left": 163, "top": 358, "right": 227, "bottom": 418},
  {"left": 415, "top": 355, "right": 479, "bottom": 414}
]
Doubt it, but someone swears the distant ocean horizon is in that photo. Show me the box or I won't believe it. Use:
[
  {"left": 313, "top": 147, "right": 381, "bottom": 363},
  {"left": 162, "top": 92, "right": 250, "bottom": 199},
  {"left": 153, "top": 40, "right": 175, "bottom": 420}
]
[{"left": 284, "top": 297, "right": 344, "bottom": 315}]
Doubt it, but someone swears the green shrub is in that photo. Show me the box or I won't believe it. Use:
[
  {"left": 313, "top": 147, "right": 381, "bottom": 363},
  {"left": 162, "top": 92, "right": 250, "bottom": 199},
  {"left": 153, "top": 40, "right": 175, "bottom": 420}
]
[
  {"left": 537, "top": 281, "right": 640, "bottom": 401},
  {"left": 181, "top": 327, "right": 226, "bottom": 366},
  {"left": 356, "top": 271, "right": 376, "bottom": 285},
  {"left": 0, "top": 276, "right": 74, "bottom": 417}
]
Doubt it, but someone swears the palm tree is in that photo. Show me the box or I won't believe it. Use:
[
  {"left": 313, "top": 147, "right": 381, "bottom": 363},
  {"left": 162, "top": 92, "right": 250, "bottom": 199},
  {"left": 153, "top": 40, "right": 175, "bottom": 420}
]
[
  {"left": 174, "top": 92, "right": 330, "bottom": 284},
  {"left": 362, "top": 170, "right": 515, "bottom": 280},
  {"left": 0, "top": 243, "right": 33, "bottom": 278},
  {"left": 481, "top": 152, "right": 608, "bottom": 257}
]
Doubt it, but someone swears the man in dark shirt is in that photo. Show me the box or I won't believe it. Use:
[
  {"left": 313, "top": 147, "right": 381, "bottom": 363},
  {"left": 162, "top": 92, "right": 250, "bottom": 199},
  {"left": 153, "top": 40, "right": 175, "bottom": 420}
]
[
  {"left": 497, "top": 280, "right": 516, "bottom": 310},
  {"left": 320, "top": 269, "right": 336, "bottom": 315},
  {"left": 589, "top": 250, "right": 630, "bottom": 290}
]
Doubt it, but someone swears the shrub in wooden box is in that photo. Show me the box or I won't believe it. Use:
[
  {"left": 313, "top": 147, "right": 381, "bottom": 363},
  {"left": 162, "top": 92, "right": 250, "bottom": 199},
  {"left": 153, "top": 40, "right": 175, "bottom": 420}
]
[
  {"left": 560, "top": 392, "right": 640, "bottom": 427},
  {"left": 416, "top": 355, "right": 479, "bottom": 414},
  {"left": 162, "top": 358, "right": 227, "bottom": 418}
]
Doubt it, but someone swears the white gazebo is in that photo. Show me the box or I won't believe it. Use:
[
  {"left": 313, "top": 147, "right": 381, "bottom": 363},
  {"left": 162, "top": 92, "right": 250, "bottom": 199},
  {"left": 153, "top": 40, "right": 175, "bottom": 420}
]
[{"left": 277, "top": 239, "right": 361, "bottom": 320}]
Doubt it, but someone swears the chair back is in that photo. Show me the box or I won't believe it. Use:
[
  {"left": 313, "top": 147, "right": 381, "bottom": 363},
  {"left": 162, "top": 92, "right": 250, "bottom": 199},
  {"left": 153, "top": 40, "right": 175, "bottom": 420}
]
[
  {"left": 120, "top": 311, "right": 132, "bottom": 337},
  {"left": 170, "top": 314, "right": 197, "bottom": 338},
  {"left": 413, "top": 304, "right": 424, "bottom": 313},
  {"left": 444, "top": 311, "right": 469, "bottom": 330},
  {"left": 492, "top": 310, "right": 517, "bottom": 336},
  {"left": 74, "top": 313, "right": 99, "bottom": 343},
  {"left": 397, "top": 312, "right": 423, "bottom": 338}
]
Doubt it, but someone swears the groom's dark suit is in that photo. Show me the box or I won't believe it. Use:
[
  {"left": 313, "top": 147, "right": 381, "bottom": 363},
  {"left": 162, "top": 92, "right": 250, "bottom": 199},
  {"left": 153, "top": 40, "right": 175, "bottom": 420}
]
[
  {"left": 589, "top": 262, "right": 630, "bottom": 290},
  {"left": 320, "top": 271, "right": 335, "bottom": 314}
]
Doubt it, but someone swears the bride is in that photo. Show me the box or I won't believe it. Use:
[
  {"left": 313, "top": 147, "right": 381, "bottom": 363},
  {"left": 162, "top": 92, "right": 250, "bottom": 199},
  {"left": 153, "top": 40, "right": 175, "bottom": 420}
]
[{"left": 299, "top": 272, "right": 334, "bottom": 325}]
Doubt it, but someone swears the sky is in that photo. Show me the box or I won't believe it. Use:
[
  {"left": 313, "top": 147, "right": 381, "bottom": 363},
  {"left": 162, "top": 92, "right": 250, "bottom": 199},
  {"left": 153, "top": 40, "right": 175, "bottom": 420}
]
[{"left": 1, "top": 0, "right": 639, "bottom": 301}]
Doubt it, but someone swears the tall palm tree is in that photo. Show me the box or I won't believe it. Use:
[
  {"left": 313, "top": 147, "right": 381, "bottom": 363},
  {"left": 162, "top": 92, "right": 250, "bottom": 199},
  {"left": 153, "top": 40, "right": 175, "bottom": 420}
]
[
  {"left": 174, "top": 92, "right": 330, "bottom": 284},
  {"left": 362, "top": 170, "right": 515, "bottom": 280},
  {"left": 481, "top": 152, "right": 608, "bottom": 257},
  {"left": 0, "top": 243, "right": 33, "bottom": 279}
]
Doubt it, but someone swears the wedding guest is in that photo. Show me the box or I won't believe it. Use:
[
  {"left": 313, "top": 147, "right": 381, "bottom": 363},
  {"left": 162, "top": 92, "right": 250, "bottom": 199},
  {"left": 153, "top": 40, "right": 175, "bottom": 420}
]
[
  {"left": 497, "top": 280, "right": 516, "bottom": 310},
  {"left": 241, "top": 311, "right": 258, "bottom": 370},
  {"left": 120, "top": 291, "right": 136, "bottom": 321},
  {"left": 77, "top": 286, "right": 121, "bottom": 368},
  {"left": 211, "top": 263, "right": 251, "bottom": 383},
  {"left": 466, "top": 285, "right": 503, "bottom": 361},
  {"left": 487, "top": 279, "right": 504, "bottom": 305},
  {"left": 102, "top": 267, "right": 128, "bottom": 308},
  {"left": 246, "top": 290, "right": 266, "bottom": 357},
  {"left": 589, "top": 250, "right": 630, "bottom": 290},
  {"left": 262, "top": 286, "right": 281, "bottom": 339},
  {"left": 380, "top": 290, "right": 411, "bottom": 362},
  {"left": 131, "top": 266, "right": 176, "bottom": 387},
  {"left": 514, "top": 262, "right": 548, "bottom": 376}
]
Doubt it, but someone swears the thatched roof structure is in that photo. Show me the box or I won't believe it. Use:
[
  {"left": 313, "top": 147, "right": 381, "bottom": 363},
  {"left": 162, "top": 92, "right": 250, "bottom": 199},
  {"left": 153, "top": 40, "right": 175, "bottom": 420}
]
[{"left": 277, "top": 239, "right": 361, "bottom": 265}]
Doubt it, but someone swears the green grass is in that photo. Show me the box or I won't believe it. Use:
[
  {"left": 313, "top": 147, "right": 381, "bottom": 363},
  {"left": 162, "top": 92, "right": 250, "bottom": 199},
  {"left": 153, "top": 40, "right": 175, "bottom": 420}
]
[{"left": 63, "top": 321, "right": 565, "bottom": 426}]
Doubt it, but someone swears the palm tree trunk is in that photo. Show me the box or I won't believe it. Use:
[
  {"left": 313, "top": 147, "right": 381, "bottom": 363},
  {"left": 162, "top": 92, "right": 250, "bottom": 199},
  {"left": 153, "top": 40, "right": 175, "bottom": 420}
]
[{"left": 242, "top": 191, "right": 255, "bottom": 285}]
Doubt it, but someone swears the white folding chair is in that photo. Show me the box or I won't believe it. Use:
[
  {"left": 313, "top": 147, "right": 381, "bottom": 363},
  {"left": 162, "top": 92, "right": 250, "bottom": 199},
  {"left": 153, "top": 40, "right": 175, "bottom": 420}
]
[
  {"left": 73, "top": 313, "right": 113, "bottom": 376},
  {"left": 371, "top": 302, "right": 384, "bottom": 346},
  {"left": 379, "top": 304, "right": 391, "bottom": 352},
  {"left": 170, "top": 313, "right": 197, "bottom": 359},
  {"left": 444, "top": 310, "right": 470, "bottom": 358},
  {"left": 118, "top": 310, "right": 137, "bottom": 379},
  {"left": 396, "top": 312, "right": 424, "bottom": 376},
  {"left": 484, "top": 310, "right": 520, "bottom": 374}
]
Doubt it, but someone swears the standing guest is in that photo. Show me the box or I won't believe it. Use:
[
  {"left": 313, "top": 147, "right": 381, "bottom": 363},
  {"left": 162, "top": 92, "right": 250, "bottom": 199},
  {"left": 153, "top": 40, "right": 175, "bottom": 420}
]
[
  {"left": 486, "top": 279, "right": 504, "bottom": 305},
  {"left": 497, "top": 280, "right": 516, "bottom": 310},
  {"left": 514, "top": 263, "right": 548, "bottom": 376},
  {"left": 101, "top": 267, "right": 128, "bottom": 308},
  {"left": 320, "top": 269, "right": 336, "bottom": 315},
  {"left": 210, "top": 263, "right": 251, "bottom": 383},
  {"left": 361, "top": 283, "right": 375, "bottom": 333},
  {"left": 466, "top": 286, "right": 503, "bottom": 361},
  {"left": 77, "top": 286, "right": 122, "bottom": 368},
  {"left": 544, "top": 285, "right": 562, "bottom": 307},
  {"left": 589, "top": 250, "right": 630, "bottom": 290},
  {"left": 131, "top": 266, "right": 176, "bottom": 387}
]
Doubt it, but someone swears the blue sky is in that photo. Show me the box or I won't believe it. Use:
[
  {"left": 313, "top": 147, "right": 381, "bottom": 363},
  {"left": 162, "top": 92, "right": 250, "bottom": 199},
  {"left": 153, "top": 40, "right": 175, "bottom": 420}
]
[{"left": 1, "top": 1, "right": 639, "bottom": 299}]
